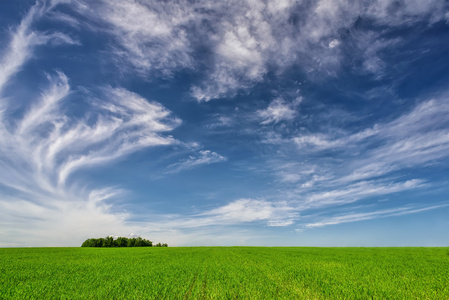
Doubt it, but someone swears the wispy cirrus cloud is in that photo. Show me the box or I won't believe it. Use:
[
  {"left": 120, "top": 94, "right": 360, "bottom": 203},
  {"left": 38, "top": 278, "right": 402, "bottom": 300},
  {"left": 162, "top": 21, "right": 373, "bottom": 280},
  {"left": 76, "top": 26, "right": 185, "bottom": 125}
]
[
  {"left": 65, "top": 0, "right": 194, "bottom": 77},
  {"left": 292, "top": 97, "right": 449, "bottom": 186},
  {"left": 202, "top": 198, "right": 297, "bottom": 227},
  {"left": 0, "top": 74, "right": 181, "bottom": 244},
  {"left": 121, "top": 198, "right": 300, "bottom": 246},
  {"left": 303, "top": 202, "right": 449, "bottom": 229},
  {"left": 256, "top": 93, "right": 449, "bottom": 224},
  {"left": 57, "top": 87, "right": 181, "bottom": 185},
  {"left": 1, "top": 71, "right": 181, "bottom": 187},
  {"left": 0, "top": 75, "right": 181, "bottom": 245},
  {"left": 130, "top": 198, "right": 298, "bottom": 233},
  {"left": 58, "top": 0, "right": 448, "bottom": 101},
  {"left": 1, "top": 0, "right": 448, "bottom": 247},
  {"left": 304, "top": 179, "right": 426, "bottom": 208},
  {"left": 0, "top": 1, "right": 78, "bottom": 94},
  {"left": 165, "top": 150, "right": 227, "bottom": 174},
  {"left": 126, "top": 195, "right": 447, "bottom": 244},
  {"left": 0, "top": 2, "right": 184, "bottom": 246}
]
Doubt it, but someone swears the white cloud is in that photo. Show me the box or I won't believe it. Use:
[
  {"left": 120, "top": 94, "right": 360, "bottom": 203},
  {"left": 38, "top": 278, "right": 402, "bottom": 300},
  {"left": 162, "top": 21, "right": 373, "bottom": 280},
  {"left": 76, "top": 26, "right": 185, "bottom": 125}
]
[
  {"left": 293, "top": 134, "right": 341, "bottom": 149},
  {"left": 0, "top": 4, "right": 185, "bottom": 246},
  {"left": 257, "top": 97, "right": 302, "bottom": 124},
  {"left": 59, "top": 0, "right": 447, "bottom": 101},
  {"left": 1, "top": 0, "right": 448, "bottom": 246},
  {"left": 4, "top": 76, "right": 181, "bottom": 186},
  {"left": 0, "top": 1, "right": 78, "bottom": 94},
  {"left": 191, "top": 4, "right": 275, "bottom": 101},
  {"left": 203, "top": 114, "right": 235, "bottom": 130},
  {"left": 165, "top": 150, "right": 227, "bottom": 174},
  {"left": 366, "top": 0, "right": 447, "bottom": 26},
  {"left": 136, "top": 198, "right": 298, "bottom": 231},
  {"left": 69, "top": 0, "right": 194, "bottom": 76},
  {"left": 0, "top": 189, "right": 132, "bottom": 247},
  {"left": 304, "top": 179, "right": 426, "bottom": 208},
  {"left": 328, "top": 39, "right": 340, "bottom": 48},
  {"left": 268, "top": 162, "right": 318, "bottom": 184},
  {"left": 304, "top": 203, "right": 449, "bottom": 229},
  {"left": 350, "top": 31, "right": 402, "bottom": 76},
  {"left": 47, "top": 11, "right": 82, "bottom": 28},
  {"left": 190, "top": 0, "right": 408, "bottom": 100},
  {"left": 17, "top": 71, "right": 71, "bottom": 136},
  {"left": 204, "top": 199, "right": 294, "bottom": 224},
  {"left": 0, "top": 74, "right": 181, "bottom": 245},
  {"left": 292, "top": 96, "right": 449, "bottom": 186},
  {"left": 293, "top": 126, "right": 379, "bottom": 150},
  {"left": 257, "top": 93, "right": 449, "bottom": 219}
]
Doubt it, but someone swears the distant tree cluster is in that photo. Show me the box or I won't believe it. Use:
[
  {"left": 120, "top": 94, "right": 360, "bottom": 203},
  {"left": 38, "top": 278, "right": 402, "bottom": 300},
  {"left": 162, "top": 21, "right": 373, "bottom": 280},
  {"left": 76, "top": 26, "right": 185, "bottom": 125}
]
[{"left": 81, "top": 236, "right": 167, "bottom": 247}]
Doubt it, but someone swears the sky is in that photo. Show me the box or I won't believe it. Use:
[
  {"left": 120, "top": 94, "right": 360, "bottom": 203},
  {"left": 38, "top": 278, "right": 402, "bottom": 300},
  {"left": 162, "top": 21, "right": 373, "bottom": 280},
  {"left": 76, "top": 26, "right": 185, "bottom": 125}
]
[{"left": 0, "top": 0, "right": 448, "bottom": 247}]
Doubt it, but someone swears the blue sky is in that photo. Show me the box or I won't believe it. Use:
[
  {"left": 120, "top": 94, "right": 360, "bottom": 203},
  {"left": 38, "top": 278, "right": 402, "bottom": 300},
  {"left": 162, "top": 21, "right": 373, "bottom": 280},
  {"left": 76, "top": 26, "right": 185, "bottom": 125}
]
[{"left": 0, "top": 0, "right": 448, "bottom": 247}]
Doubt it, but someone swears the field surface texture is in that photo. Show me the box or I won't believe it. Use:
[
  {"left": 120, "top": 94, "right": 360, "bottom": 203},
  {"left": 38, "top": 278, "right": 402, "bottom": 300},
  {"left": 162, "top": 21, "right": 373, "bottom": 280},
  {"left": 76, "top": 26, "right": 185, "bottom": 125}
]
[{"left": 1, "top": 247, "right": 448, "bottom": 299}]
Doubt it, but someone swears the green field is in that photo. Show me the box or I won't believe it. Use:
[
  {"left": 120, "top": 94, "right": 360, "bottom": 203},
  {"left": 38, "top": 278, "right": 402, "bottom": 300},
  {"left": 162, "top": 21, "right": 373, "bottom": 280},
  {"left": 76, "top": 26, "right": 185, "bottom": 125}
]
[{"left": 1, "top": 247, "right": 448, "bottom": 299}]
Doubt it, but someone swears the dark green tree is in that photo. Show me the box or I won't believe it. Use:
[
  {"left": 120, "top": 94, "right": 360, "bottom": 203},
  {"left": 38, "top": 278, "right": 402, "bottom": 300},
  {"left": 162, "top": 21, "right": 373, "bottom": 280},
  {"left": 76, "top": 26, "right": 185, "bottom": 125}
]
[
  {"left": 81, "top": 236, "right": 160, "bottom": 247},
  {"left": 127, "top": 238, "right": 136, "bottom": 247},
  {"left": 103, "top": 236, "right": 113, "bottom": 247},
  {"left": 116, "top": 237, "right": 128, "bottom": 247}
]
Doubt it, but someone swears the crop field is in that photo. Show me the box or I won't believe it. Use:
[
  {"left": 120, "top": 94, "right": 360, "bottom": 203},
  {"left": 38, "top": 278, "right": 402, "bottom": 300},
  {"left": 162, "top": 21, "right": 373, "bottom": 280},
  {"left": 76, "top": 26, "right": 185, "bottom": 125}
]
[{"left": 1, "top": 247, "right": 448, "bottom": 299}]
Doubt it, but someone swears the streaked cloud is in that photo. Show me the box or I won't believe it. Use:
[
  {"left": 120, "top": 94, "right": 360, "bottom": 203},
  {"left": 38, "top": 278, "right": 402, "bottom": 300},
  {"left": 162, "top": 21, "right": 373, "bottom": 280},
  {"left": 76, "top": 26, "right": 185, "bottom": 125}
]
[
  {"left": 165, "top": 150, "right": 227, "bottom": 174},
  {"left": 304, "top": 203, "right": 449, "bottom": 229},
  {"left": 1, "top": 0, "right": 448, "bottom": 247},
  {"left": 257, "top": 94, "right": 449, "bottom": 219},
  {"left": 0, "top": 1, "right": 78, "bottom": 94},
  {"left": 58, "top": 0, "right": 448, "bottom": 101},
  {"left": 66, "top": 0, "right": 194, "bottom": 76},
  {"left": 293, "top": 97, "right": 449, "bottom": 186},
  {"left": 202, "top": 198, "right": 297, "bottom": 226},
  {"left": 304, "top": 179, "right": 426, "bottom": 208},
  {"left": 128, "top": 198, "right": 298, "bottom": 234},
  {"left": 0, "top": 75, "right": 181, "bottom": 245},
  {"left": 0, "top": 2, "right": 184, "bottom": 246}
]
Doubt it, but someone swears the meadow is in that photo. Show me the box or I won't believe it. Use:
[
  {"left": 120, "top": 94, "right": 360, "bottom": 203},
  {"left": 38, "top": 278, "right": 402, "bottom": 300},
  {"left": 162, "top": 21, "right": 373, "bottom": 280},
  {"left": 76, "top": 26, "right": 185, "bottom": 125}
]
[{"left": 1, "top": 247, "right": 448, "bottom": 299}]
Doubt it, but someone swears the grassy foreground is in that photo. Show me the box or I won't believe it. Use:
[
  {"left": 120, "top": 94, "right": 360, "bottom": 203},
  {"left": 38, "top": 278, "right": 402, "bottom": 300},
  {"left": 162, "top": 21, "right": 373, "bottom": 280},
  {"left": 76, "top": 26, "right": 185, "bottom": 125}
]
[{"left": 0, "top": 247, "right": 448, "bottom": 299}]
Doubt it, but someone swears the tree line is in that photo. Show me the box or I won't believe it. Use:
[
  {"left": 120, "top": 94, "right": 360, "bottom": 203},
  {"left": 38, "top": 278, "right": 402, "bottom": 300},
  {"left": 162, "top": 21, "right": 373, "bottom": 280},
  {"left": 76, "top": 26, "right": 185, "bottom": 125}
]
[{"left": 81, "top": 236, "right": 167, "bottom": 247}]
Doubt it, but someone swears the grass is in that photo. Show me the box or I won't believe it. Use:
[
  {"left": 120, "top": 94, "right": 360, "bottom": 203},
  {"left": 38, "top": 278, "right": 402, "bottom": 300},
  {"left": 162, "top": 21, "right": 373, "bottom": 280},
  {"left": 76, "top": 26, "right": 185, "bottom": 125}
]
[{"left": 0, "top": 247, "right": 448, "bottom": 299}]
